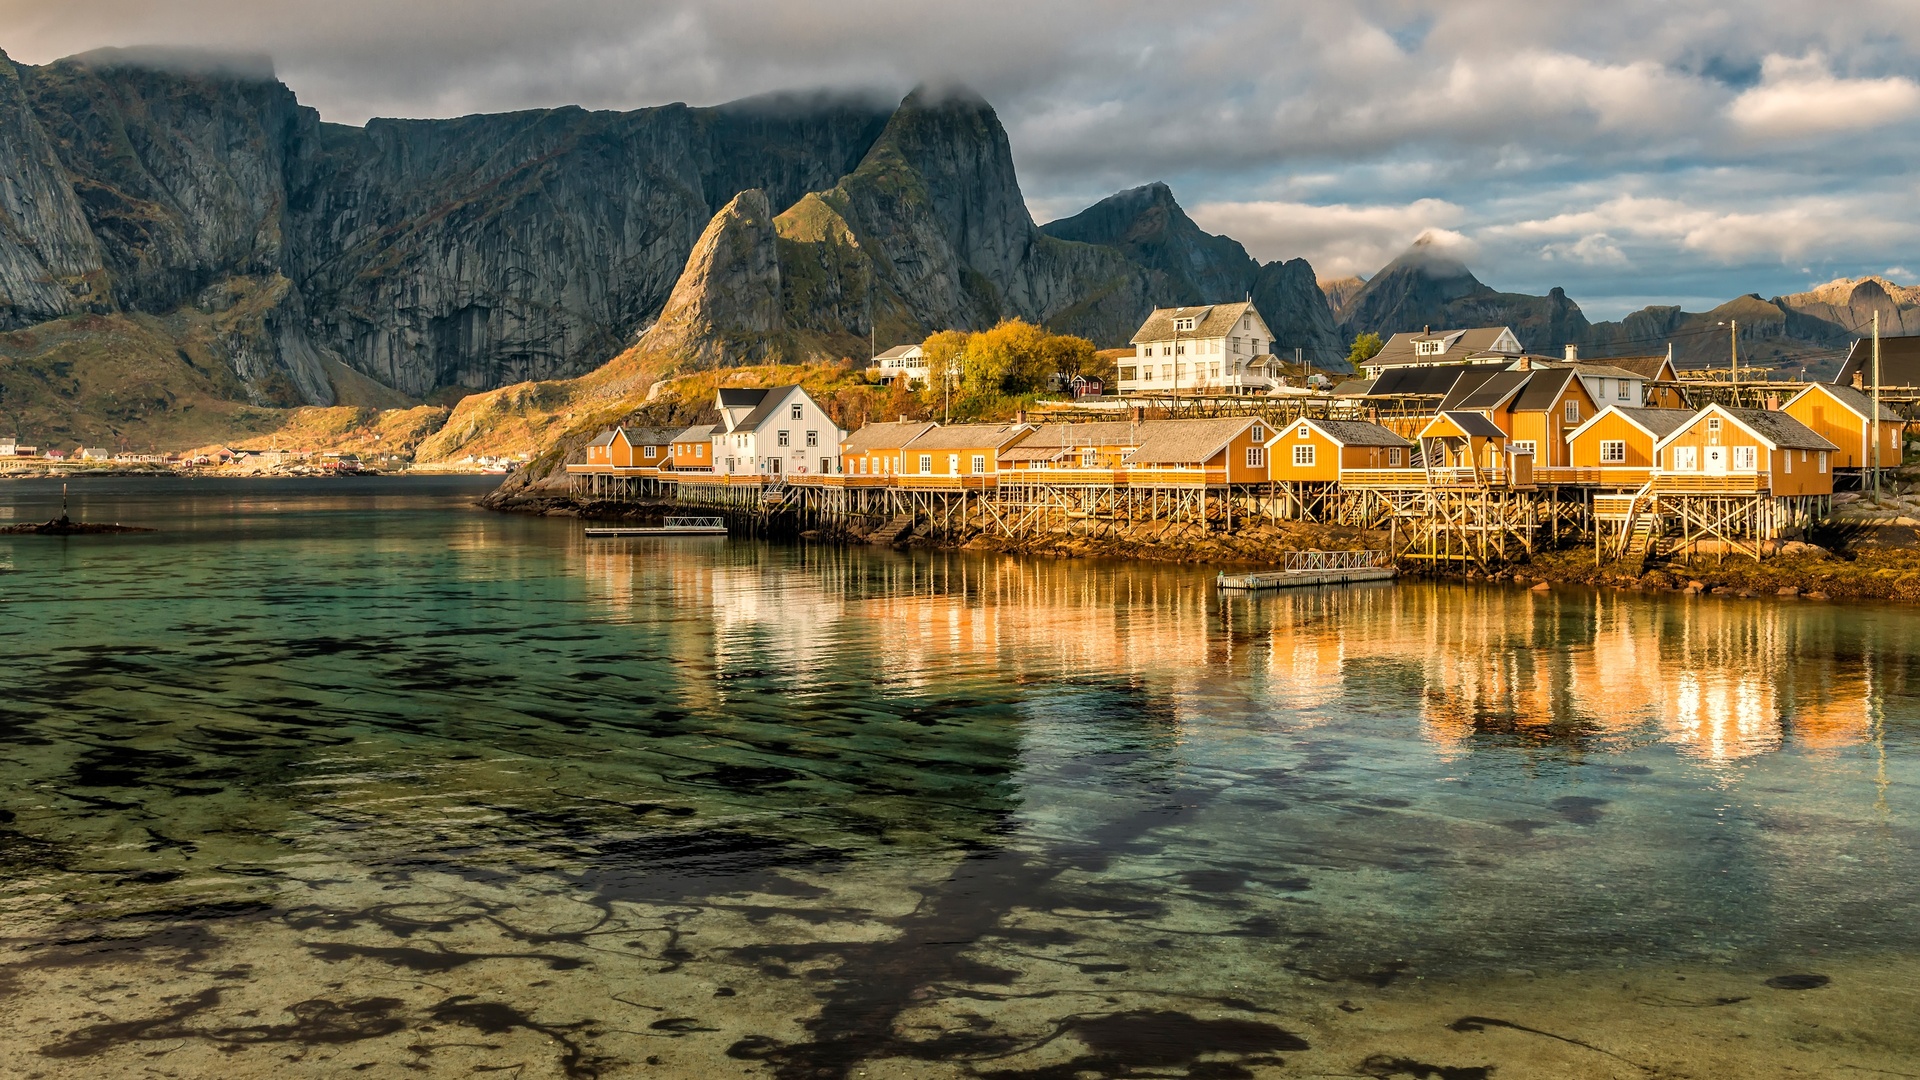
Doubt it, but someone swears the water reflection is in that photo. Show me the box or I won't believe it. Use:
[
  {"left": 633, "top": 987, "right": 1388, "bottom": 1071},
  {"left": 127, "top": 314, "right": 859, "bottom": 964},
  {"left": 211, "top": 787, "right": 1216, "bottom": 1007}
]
[{"left": 1, "top": 478, "right": 1917, "bottom": 1079}]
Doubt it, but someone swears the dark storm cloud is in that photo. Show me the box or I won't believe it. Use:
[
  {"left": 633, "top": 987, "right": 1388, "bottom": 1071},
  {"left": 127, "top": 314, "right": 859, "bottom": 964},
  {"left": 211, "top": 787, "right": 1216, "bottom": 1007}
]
[{"left": 7, "top": 0, "right": 1920, "bottom": 315}]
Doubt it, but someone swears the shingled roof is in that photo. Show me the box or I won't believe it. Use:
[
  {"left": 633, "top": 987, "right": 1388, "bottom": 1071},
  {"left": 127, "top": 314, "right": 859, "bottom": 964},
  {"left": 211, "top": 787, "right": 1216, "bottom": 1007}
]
[
  {"left": 1662, "top": 406, "right": 1839, "bottom": 452},
  {"left": 1125, "top": 417, "right": 1258, "bottom": 465},
  {"left": 842, "top": 421, "right": 936, "bottom": 453},
  {"left": 901, "top": 423, "right": 1032, "bottom": 452},
  {"left": 1791, "top": 382, "right": 1902, "bottom": 421},
  {"left": 1306, "top": 419, "right": 1411, "bottom": 448},
  {"left": 1130, "top": 301, "right": 1259, "bottom": 344}
]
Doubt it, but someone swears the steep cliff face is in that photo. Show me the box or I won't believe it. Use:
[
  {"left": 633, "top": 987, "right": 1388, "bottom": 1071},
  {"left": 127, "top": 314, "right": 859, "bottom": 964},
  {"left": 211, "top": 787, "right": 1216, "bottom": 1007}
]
[
  {"left": 1040, "top": 182, "right": 1344, "bottom": 365},
  {"left": 0, "top": 48, "right": 104, "bottom": 329}
]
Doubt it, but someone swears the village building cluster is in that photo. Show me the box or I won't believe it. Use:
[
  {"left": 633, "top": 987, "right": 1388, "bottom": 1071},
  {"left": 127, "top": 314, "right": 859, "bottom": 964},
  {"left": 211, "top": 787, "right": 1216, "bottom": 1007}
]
[{"left": 579, "top": 305, "right": 1909, "bottom": 562}]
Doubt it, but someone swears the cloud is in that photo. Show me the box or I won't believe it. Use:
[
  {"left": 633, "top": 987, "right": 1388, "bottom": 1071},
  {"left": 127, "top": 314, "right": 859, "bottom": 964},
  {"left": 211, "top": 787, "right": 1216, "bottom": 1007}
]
[
  {"left": 1727, "top": 52, "right": 1920, "bottom": 138},
  {"left": 1188, "top": 199, "right": 1466, "bottom": 278}
]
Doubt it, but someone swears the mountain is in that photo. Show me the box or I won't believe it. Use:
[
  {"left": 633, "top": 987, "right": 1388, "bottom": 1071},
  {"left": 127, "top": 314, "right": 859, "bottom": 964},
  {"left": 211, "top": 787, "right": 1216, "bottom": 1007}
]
[
  {"left": 1336, "top": 235, "right": 1591, "bottom": 353},
  {"left": 1040, "top": 182, "right": 1343, "bottom": 366},
  {"left": 2, "top": 49, "right": 1348, "bottom": 444}
]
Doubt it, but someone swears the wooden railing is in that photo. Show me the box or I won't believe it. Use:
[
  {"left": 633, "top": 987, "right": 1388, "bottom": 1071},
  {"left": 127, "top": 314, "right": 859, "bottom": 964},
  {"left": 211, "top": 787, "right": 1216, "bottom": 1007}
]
[{"left": 1652, "top": 473, "right": 1768, "bottom": 495}]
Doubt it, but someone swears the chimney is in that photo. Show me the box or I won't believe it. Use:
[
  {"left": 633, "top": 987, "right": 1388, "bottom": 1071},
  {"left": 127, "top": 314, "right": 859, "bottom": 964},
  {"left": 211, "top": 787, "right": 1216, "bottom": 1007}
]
[{"left": 1564, "top": 344, "right": 1578, "bottom": 361}]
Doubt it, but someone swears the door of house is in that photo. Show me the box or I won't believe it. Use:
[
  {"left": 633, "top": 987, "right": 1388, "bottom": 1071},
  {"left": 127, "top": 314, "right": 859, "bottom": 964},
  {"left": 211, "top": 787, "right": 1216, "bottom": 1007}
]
[{"left": 1704, "top": 446, "right": 1726, "bottom": 474}]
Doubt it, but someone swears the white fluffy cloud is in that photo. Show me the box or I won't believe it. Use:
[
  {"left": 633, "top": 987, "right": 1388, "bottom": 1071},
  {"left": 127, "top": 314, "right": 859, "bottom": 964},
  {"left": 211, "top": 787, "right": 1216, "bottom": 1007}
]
[
  {"left": 1728, "top": 53, "right": 1920, "bottom": 138},
  {"left": 1188, "top": 199, "right": 1468, "bottom": 279}
]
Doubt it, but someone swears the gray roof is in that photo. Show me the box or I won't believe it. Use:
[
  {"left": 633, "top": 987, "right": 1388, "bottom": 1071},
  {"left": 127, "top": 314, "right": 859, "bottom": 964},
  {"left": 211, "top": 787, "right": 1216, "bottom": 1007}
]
[
  {"left": 1433, "top": 411, "right": 1507, "bottom": 439},
  {"left": 728, "top": 385, "right": 806, "bottom": 432},
  {"left": 718, "top": 387, "right": 772, "bottom": 409},
  {"left": 1512, "top": 368, "right": 1579, "bottom": 412},
  {"left": 901, "top": 423, "right": 1032, "bottom": 451},
  {"left": 1449, "top": 369, "right": 1530, "bottom": 410},
  {"left": 1125, "top": 417, "right": 1257, "bottom": 465},
  {"left": 1309, "top": 419, "right": 1411, "bottom": 448},
  {"left": 1369, "top": 326, "right": 1520, "bottom": 369},
  {"left": 1835, "top": 335, "right": 1920, "bottom": 388},
  {"left": 1378, "top": 363, "right": 1508, "bottom": 400},
  {"left": 1131, "top": 301, "right": 1260, "bottom": 344},
  {"left": 1598, "top": 406, "right": 1694, "bottom": 439},
  {"left": 1711, "top": 408, "right": 1841, "bottom": 452},
  {"left": 1012, "top": 421, "right": 1144, "bottom": 448},
  {"left": 1794, "top": 381, "right": 1901, "bottom": 421},
  {"left": 1601, "top": 355, "right": 1680, "bottom": 380},
  {"left": 842, "top": 420, "right": 936, "bottom": 452}
]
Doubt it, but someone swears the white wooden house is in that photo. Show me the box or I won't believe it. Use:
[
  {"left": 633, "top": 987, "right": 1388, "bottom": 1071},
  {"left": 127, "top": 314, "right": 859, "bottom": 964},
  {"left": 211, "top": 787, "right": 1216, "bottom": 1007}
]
[
  {"left": 1119, "top": 301, "right": 1280, "bottom": 394},
  {"left": 711, "top": 386, "right": 846, "bottom": 479}
]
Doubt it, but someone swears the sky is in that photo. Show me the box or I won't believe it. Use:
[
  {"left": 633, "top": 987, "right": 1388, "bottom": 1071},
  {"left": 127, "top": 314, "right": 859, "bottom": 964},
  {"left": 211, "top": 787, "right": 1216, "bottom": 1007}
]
[{"left": 5, "top": 0, "right": 1919, "bottom": 320}]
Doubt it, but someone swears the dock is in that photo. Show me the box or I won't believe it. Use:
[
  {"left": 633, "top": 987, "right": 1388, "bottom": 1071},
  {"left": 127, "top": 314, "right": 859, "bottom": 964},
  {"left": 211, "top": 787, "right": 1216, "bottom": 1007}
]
[
  {"left": 585, "top": 516, "right": 728, "bottom": 537},
  {"left": 1218, "top": 550, "right": 1396, "bottom": 591}
]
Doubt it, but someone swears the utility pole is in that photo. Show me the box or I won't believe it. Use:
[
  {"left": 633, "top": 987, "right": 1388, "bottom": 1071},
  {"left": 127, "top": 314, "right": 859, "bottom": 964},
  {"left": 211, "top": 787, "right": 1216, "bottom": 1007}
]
[
  {"left": 1873, "top": 311, "right": 1883, "bottom": 503},
  {"left": 1729, "top": 319, "right": 1738, "bottom": 405}
]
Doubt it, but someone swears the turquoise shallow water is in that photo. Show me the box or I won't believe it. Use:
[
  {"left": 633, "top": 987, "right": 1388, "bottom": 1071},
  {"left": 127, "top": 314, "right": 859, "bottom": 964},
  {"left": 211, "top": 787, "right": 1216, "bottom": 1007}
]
[{"left": 0, "top": 476, "right": 1916, "bottom": 1078}]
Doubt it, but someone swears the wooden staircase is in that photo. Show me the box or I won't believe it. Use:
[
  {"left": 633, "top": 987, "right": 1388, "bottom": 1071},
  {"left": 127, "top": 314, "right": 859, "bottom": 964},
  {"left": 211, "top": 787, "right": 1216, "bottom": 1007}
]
[
  {"left": 1613, "top": 480, "right": 1659, "bottom": 566},
  {"left": 869, "top": 513, "right": 916, "bottom": 545}
]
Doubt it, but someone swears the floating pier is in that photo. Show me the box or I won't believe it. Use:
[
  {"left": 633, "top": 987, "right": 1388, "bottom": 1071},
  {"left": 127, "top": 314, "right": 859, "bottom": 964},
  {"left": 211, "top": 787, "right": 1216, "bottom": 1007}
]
[
  {"left": 1218, "top": 550, "right": 1397, "bottom": 591},
  {"left": 585, "top": 516, "right": 728, "bottom": 537}
]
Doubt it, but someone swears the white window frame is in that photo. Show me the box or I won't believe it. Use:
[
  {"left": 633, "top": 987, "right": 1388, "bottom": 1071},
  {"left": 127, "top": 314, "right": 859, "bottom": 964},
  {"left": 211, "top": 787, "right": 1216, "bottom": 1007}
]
[
  {"left": 1292, "top": 444, "right": 1315, "bottom": 467},
  {"left": 1599, "top": 440, "right": 1626, "bottom": 464}
]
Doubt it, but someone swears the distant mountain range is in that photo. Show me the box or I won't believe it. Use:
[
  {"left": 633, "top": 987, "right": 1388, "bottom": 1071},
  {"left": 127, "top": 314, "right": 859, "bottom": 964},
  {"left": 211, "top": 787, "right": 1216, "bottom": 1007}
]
[
  {"left": 0, "top": 43, "right": 1913, "bottom": 447},
  {"left": 1323, "top": 234, "right": 1916, "bottom": 379}
]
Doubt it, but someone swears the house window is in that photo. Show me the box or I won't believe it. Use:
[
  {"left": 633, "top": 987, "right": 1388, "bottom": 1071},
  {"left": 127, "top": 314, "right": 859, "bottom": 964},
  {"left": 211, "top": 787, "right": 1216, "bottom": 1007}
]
[
  {"left": 806, "top": 430, "right": 818, "bottom": 447},
  {"left": 1250, "top": 423, "right": 1264, "bottom": 441},
  {"left": 1733, "top": 446, "right": 1757, "bottom": 470},
  {"left": 1819, "top": 451, "right": 1829, "bottom": 473},
  {"left": 1293, "top": 444, "right": 1315, "bottom": 467},
  {"left": 791, "top": 404, "right": 803, "bottom": 420},
  {"left": 919, "top": 454, "right": 932, "bottom": 473},
  {"left": 1599, "top": 440, "right": 1626, "bottom": 464},
  {"left": 1388, "top": 448, "right": 1404, "bottom": 467},
  {"left": 1564, "top": 400, "right": 1579, "bottom": 424},
  {"left": 971, "top": 454, "right": 985, "bottom": 475},
  {"left": 778, "top": 430, "right": 790, "bottom": 447},
  {"left": 1246, "top": 446, "right": 1266, "bottom": 468}
]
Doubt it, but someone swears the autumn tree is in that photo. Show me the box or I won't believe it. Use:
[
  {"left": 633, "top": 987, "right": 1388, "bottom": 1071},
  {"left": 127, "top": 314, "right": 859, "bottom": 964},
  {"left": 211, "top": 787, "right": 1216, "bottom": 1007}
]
[{"left": 1348, "top": 331, "right": 1384, "bottom": 368}]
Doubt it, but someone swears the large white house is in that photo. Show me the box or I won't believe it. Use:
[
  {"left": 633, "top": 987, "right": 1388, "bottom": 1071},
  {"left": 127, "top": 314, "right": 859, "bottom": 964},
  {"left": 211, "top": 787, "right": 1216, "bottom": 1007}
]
[
  {"left": 1119, "top": 301, "right": 1281, "bottom": 394},
  {"left": 867, "top": 344, "right": 928, "bottom": 387},
  {"left": 710, "top": 385, "right": 846, "bottom": 479}
]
